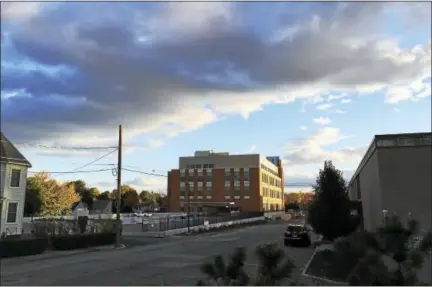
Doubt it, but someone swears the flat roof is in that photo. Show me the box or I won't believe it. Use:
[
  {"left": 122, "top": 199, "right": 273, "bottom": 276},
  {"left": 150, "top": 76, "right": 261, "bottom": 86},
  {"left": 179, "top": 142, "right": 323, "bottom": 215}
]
[{"left": 348, "top": 132, "right": 431, "bottom": 186}]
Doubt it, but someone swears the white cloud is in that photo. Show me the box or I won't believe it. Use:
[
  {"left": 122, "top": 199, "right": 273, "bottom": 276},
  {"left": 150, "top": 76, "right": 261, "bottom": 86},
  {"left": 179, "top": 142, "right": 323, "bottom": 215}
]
[
  {"left": 0, "top": 2, "right": 42, "bottom": 21},
  {"left": 123, "top": 175, "right": 167, "bottom": 191},
  {"left": 316, "top": 103, "right": 333, "bottom": 110},
  {"left": 385, "top": 79, "right": 432, "bottom": 104},
  {"left": 341, "top": 99, "right": 352, "bottom": 104},
  {"left": 299, "top": 125, "right": 308, "bottom": 130},
  {"left": 327, "top": 94, "right": 348, "bottom": 102},
  {"left": 247, "top": 145, "right": 257, "bottom": 153},
  {"left": 335, "top": 109, "right": 346, "bottom": 114},
  {"left": 312, "top": 116, "right": 332, "bottom": 126},
  {"left": 393, "top": 107, "right": 401, "bottom": 112},
  {"left": 147, "top": 139, "right": 164, "bottom": 149},
  {"left": 385, "top": 86, "right": 413, "bottom": 104},
  {"left": 284, "top": 127, "right": 367, "bottom": 167}
]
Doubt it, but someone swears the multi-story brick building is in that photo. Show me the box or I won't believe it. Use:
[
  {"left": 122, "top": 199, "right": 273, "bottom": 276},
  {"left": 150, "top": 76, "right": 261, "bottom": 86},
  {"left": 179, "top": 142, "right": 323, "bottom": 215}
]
[{"left": 167, "top": 151, "right": 284, "bottom": 213}]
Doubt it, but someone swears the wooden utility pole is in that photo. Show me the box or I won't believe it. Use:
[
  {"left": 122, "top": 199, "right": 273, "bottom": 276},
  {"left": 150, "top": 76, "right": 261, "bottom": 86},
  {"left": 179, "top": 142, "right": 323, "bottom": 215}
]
[{"left": 115, "top": 125, "right": 123, "bottom": 247}]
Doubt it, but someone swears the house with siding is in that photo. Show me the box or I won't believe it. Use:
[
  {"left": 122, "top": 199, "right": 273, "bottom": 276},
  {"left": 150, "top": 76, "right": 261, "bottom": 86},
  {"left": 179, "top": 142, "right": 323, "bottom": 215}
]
[{"left": 0, "top": 132, "right": 32, "bottom": 236}]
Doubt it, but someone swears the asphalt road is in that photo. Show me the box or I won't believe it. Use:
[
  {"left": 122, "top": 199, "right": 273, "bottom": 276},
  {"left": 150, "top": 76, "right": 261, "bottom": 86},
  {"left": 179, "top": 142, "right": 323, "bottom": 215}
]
[{"left": 1, "top": 222, "right": 315, "bottom": 286}]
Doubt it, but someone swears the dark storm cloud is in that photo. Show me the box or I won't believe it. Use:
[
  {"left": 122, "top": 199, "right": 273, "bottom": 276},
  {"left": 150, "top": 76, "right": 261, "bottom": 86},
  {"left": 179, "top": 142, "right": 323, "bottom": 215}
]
[{"left": 1, "top": 2, "right": 430, "bottom": 145}]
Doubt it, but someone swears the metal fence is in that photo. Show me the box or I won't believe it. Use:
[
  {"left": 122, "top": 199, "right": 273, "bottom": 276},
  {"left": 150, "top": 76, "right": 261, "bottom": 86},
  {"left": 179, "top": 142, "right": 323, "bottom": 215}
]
[{"left": 140, "top": 211, "right": 265, "bottom": 232}]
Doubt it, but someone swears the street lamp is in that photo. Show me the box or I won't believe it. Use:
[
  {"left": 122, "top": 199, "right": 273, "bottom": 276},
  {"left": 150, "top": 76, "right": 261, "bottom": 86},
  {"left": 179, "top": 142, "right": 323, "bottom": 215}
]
[{"left": 382, "top": 209, "right": 388, "bottom": 225}]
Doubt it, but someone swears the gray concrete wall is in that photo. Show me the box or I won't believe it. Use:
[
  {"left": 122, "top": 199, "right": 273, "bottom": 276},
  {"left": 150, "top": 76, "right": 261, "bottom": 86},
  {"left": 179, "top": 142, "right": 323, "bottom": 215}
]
[
  {"left": 179, "top": 154, "right": 260, "bottom": 169},
  {"left": 358, "top": 151, "right": 383, "bottom": 231},
  {"left": 378, "top": 146, "right": 432, "bottom": 231}
]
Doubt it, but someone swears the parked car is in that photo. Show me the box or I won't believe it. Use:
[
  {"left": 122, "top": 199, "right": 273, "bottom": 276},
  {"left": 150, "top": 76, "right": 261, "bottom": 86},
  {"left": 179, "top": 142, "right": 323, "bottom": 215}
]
[{"left": 283, "top": 224, "right": 312, "bottom": 247}]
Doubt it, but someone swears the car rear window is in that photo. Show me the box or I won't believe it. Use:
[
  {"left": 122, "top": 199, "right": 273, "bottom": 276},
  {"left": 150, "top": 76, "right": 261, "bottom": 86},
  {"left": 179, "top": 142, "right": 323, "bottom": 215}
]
[{"left": 286, "top": 225, "right": 303, "bottom": 232}]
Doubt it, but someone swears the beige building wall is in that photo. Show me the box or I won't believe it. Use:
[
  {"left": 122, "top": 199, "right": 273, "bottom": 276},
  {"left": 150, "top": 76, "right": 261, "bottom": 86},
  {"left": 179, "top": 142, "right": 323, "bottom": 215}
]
[
  {"left": 349, "top": 133, "right": 432, "bottom": 232},
  {"left": 378, "top": 146, "right": 432, "bottom": 231},
  {"left": 357, "top": 151, "right": 384, "bottom": 231}
]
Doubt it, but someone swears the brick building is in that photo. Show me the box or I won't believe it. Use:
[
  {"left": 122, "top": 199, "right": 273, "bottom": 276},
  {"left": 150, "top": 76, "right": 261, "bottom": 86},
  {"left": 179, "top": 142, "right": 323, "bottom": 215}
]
[{"left": 167, "top": 151, "right": 284, "bottom": 213}]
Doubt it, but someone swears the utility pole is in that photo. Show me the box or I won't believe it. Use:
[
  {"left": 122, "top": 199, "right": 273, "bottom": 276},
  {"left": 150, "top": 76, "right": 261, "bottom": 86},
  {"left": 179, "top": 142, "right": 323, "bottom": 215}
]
[
  {"left": 187, "top": 183, "right": 190, "bottom": 233},
  {"left": 115, "top": 125, "right": 123, "bottom": 247}
]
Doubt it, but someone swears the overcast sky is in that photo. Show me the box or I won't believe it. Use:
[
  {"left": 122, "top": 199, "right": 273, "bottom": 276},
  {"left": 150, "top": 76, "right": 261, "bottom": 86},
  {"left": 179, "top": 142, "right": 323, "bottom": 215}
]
[{"left": 1, "top": 2, "right": 431, "bottom": 193}]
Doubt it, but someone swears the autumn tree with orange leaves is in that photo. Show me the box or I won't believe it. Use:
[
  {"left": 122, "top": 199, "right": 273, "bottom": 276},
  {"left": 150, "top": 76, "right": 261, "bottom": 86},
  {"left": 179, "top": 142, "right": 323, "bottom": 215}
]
[{"left": 25, "top": 172, "right": 80, "bottom": 216}]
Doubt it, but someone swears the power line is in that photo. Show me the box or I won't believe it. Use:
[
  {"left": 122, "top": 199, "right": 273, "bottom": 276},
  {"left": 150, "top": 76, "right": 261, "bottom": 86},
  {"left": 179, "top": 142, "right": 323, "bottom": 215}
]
[
  {"left": 68, "top": 148, "right": 118, "bottom": 173},
  {"left": 28, "top": 168, "right": 112, "bottom": 174},
  {"left": 50, "top": 148, "right": 118, "bottom": 178},
  {"left": 122, "top": 168, "right": 167, "bottom": 177},
  {"left": 7, "top": 141, "right": 118, "bottom": 150}
]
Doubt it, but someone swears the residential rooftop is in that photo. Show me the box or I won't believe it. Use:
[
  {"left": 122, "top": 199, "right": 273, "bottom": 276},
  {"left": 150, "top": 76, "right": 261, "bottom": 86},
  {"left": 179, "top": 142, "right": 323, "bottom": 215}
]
[{"left": 0, "top": 132, "right": 32, "bottom": 167}]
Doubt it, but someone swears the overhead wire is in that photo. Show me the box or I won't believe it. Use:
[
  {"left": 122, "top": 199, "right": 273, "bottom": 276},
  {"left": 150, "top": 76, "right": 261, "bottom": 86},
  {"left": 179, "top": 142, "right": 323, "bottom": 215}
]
[
  {"left": 2, "top": 140, "right": 118, "bottom": 150},
  {"left": 121, "top": 167, "right": 167, "bottom": 177},
  {"left": 28, "top": 168, "right": 112, "bottom": 174},
  {"left": 28, "top": 148, "right": 118, "bottom": 178}
]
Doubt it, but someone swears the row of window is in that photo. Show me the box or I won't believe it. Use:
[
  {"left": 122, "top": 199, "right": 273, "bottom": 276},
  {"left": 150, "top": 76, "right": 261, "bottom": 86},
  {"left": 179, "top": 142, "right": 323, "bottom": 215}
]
[
  {"left": 262, "top": 187, "right": 283, "bottom": 199},
  {"left": 180, "top": 186, "right": 250, "bottom": 195},
  {"left": 260, "top": 164, "right": 279, "bottom": 177},
  {"left": 186, "top": 164, "right": 215, "bottom": 169},
  {"left": 261, "top": 173, "right": 281, "bottom": 188},
  {"left": 180, "top": 169, "right": 251, "bottom": 182}
]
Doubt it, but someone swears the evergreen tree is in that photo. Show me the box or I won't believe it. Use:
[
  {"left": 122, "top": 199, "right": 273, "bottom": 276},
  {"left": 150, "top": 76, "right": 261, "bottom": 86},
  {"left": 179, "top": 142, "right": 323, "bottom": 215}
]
[
  {"left": 348, "top": 216, "right": 432, "bottom": 286},
  {"left": 307, "top": 161, "right": 356, "bottom": 241},
  {"left": 197, "top": 243, "right": 297, "bottom": 286}
]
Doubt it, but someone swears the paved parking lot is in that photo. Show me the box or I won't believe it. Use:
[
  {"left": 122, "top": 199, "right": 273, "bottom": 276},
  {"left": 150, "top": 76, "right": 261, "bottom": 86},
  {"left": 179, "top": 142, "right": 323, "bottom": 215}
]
[{"left": 1, "top": 222, "right": 315, "bottom": 286}]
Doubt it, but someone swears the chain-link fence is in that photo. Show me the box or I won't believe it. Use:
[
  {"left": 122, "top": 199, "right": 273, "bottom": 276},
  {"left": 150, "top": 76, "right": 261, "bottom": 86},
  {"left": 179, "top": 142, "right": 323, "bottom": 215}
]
[{"left": 140, "top": 211, "right": 265, "bottom": 232}]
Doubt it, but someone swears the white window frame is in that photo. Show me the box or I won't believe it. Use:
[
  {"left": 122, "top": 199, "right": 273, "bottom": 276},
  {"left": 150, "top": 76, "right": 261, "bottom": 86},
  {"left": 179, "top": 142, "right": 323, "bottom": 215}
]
[
  {"left": 244, "top": 181, "right": 250, "bottom": 187},
  {"left": 180, "top": 182, "right": 185, "bottom": 187},
  {"left": 225, "top": 181, "right": 231, "bottom": 187},
  {"left": 9, "top": 168, "right": 21, "bottom": 188},
  {"left": 197, "top": 182, "right": 203, "bottom": 187},
  {"left": 6, "top": 201, "right": 19, "bottom": 223},
  {"left": 206, "top": 182, "right": 212, "bottom": 187},
  {"left": 206, "top": 168, "right": 212, "bottom": 173},
  {"left": 234, "top": 181, "right": 240, "bottom": 187}
]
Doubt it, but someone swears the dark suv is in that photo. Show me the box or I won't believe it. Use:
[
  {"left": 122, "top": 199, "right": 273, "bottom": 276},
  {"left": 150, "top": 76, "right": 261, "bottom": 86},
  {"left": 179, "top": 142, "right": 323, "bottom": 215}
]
[{"left": 283, "top": 224, "right": 311, "bottom": 247}]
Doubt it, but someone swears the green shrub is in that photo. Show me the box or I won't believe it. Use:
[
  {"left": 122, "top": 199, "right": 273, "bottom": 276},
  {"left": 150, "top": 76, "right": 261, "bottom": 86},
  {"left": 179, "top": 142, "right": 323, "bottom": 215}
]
[
  {"left": 51, "top": 233, "right": 116, "bottom": 250},
  {"left": 0, "top": 237, "right": 48, "bottom": 258}
]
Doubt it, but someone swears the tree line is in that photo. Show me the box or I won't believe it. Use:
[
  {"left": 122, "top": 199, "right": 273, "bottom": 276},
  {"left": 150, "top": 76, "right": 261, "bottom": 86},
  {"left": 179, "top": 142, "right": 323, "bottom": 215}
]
[
  {"left": 284, "top": 191, "right": 314, "bottom": 211},
  {"left": 24, "top": 172, "right": 167, "bottom": 217}
]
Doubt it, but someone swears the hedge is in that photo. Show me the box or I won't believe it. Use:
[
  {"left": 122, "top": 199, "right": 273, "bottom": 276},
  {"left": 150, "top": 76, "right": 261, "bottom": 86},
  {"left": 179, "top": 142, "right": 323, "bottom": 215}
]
[
  {"left": 51, "top": 232, "right": 116, "bottom": 250},
  {"left": 0, "top": 237, "right": 49, "bottom": 258}
]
